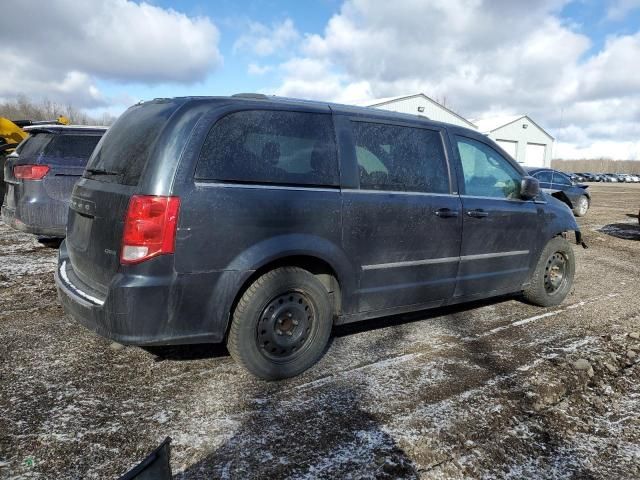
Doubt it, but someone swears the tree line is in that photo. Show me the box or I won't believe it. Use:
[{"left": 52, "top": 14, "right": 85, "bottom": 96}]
[
  {"left": 551, "top": 159, "right": 640, "bottom": 174},
  {"left": 0, "top": 96, "right": 116, "bottom": 126}
]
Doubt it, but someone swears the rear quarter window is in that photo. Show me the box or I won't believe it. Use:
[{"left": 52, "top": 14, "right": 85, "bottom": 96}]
[{"left": 195, "top": 110, "right": 339, "bottom": 187}]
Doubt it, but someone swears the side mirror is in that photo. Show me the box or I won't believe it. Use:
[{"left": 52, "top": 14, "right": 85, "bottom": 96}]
[{"left": 520, "top": 176, "right": 540, "bottom": 200}]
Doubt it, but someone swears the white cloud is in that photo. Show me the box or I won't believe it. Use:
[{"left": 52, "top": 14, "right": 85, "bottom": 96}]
[
  {"left": 234, "top": 18, "right": 299, "bottom": 57},
  {"left": 606, "top": 0, "right": 640, "bottom": 20},
  {"left": 0, "top": 0, "right": 222, "bottom": 108},
  {"left": 555, "top": 140, "right": 640, "bottom": 160},
  {"left": 274, "top": 58, "right": 373, "bottom": 103},
  {"left": 270, "top": 0, "right": 640, "bottom": 159},
  {"left": 576, "top": 32, "right": 640, "bottom": 101},
  {"left": 247, "top": 63, "right": 273, "bottom": 75}
]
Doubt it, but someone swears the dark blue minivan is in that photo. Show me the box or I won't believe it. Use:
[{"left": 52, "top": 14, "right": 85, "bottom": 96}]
[
  {"left": 55, "top": 96, "right": 583, "bottom": 379},
  {"left": 2, "top": 125, "right": 106, "bottom": 239}
]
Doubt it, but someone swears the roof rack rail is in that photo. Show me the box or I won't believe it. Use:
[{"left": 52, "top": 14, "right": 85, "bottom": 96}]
[{"left": 232, "top": 93, "right": 269, "bottom": 100}]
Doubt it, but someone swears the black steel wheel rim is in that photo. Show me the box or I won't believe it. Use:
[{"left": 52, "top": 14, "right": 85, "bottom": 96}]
[
  {"left": 544, "top": 252, "right": 568, "bottom": 294},
  {"left": 257, "top": 291, "right": 315, "bottom": 361}
]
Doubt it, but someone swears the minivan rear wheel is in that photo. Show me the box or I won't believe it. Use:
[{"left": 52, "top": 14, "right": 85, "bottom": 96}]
[
  {"left": 227, "top": 267, "right": 332, "bottom": 380},
  {"left": 523, "top": 236, "right": 575, "bottom": 307}
]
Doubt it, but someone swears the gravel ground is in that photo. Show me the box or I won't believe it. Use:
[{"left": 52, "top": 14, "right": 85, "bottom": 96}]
[{"left": 1, "top": 183, "right": 639, "bottom": 479}]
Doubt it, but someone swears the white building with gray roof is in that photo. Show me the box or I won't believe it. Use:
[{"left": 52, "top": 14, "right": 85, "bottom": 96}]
[
  {"left": 359, "top": 93, "right": 477, "bottom": 130},
  {"left": 361, "top": 94, "right": 553, "bottom": 167},
  {"left": 472, "top": 115, "right": 554, "bottom": 167}
]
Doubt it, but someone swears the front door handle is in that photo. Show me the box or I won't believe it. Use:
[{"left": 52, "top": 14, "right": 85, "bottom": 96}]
[
  {"left": 467, "top": 209, "right": 489, "bottom": 218},
  {"left": 434, "top": 207, "right": 459, "bottom": 218}
]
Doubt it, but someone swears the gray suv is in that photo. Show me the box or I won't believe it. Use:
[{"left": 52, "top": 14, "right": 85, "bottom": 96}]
[
  {"left": 2, "top": 125, "right": 106, "bottom": 239},
  {"left": 55, "top": 95, "right": 583, "bottom": 379}
]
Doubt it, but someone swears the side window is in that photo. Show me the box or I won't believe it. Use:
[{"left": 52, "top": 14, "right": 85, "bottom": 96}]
[
  {"left": 553, "top": 172, "right": 572, "bottom": 186},
  {"left": 455, "top": 136, "right": 522, "bottom": 199},
  {"left": 351, "top": 122, "right": 449, "bottom": 193},
  {"left": 196, "top": 110, "right": 338, "bottom": 186},
  {"left": 534, "top": 170, "right": 553, "bottom": 183}
]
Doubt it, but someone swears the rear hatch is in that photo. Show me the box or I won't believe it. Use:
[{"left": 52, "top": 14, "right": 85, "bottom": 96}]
[
  {"left": 3, "top": 130, "right": 103, "bottom": 210},
  {"left": 40, "top": 132, "right": 103, "bottom": 202},
  {"left": 65, "top": 100, "right": 182, "bottom": 295}
]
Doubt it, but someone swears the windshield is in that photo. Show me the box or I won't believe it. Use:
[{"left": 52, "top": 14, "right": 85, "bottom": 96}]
[{"left": 84, "top": 101, "right": 179, "bottom": 185}]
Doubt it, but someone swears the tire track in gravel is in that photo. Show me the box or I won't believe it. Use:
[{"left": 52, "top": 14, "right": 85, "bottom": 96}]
[{"left": 170, "top": 288, "right": 632, "bottom": 478}]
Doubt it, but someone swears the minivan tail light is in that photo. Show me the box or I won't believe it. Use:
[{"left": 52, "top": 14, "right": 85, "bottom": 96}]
[
  {"left": 14, "top": 165, "right": 50, "bottom": 180},
  {"left": 121, "top": 195, "right": 180, "bottom": 265}
]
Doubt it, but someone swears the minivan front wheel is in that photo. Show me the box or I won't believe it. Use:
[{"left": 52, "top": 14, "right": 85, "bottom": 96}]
[
  {"left": 227, "top": 267, "right": 332, "bottom": 380},
  {"left": 523, "top": 236, "right": 575, "bottom": 307},
  {"left": 573, "top": 195, "right": 589, "bottom": 217}
]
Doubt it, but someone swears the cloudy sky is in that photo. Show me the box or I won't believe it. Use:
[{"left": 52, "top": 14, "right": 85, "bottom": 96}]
[{"left": 1, "top": 0, "right": 640, "bottom": 159}]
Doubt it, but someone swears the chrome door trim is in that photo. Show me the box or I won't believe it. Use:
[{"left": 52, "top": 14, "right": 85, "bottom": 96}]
[
  {"left": 362, "top": 250, "right": 530, "bottom": 271},
  {"left": 362, "top": 256, "right": 459, "bottom": 271}
]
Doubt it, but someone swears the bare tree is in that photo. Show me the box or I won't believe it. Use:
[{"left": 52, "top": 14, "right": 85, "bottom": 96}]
[
  {"left": 552, "top": 159, "right": 640, "bottom": 174},
  {"left": 0, "top": 96, "right": 117, "bottom": 126}
]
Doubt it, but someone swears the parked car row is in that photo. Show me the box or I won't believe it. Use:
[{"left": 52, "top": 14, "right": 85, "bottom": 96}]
[
  {"left": 568, "top": 172, "right": 640, "bottom": 183},
  {"left": 2, "top": 95, "right": 586, "bottom": 379}
]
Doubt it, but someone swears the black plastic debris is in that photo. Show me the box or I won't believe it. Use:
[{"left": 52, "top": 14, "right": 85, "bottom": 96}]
[{"left": 118, "top": 437, "right": 172, "bottom": 480}]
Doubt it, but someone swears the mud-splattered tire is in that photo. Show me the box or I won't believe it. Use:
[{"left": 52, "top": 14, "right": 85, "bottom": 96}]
[
  {"left": 523, "top": 236, "right": 575, "bottom": 307},
  {"left": 227, "top": 267, "right": 332, "bottom": 380},
  {"left": 572, "top": 195, "right": 589, "bottom": 217}
]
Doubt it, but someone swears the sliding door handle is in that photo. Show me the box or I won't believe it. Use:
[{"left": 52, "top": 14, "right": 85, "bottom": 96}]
[
  {"left": 434, "top": 208, "right": 459, "bottom": 218},
  {"left": 467, "top": 209, "right": 489, "bottom": 218}
]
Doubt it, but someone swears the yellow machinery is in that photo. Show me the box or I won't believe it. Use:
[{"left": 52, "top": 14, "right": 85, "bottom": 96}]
[
  {"left": 0, "top": 117, "right": 28, "bottom": 152},
  {"left": 1, "top": 115, "right": 69, "bottom": 154}
]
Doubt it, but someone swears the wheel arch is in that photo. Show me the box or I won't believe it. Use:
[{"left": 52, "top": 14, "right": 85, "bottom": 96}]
[
  {"left": 543, "top": 195, "right": 580, "bottom": 240},
  {"left": 220, "top": 234, "right": 358, "bottom": 338},
  {"left": 525, "top": 196, "right": 581, "bottom": 282},
  {"left": 551, "top": 190, "right": 574, "bottom": 209}
]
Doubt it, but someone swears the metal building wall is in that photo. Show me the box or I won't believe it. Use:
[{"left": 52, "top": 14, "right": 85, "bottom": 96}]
[
  {"left": 487, "top": 118, "right": 553, "bottom": 167},
  {"left": 374, "top": 97, "right": 475, "bottom": 129}
]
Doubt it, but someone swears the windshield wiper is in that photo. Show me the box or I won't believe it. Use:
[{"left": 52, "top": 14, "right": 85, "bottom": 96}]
[{"left": 85, "top": 167, "right": 121, "bottom": 176}]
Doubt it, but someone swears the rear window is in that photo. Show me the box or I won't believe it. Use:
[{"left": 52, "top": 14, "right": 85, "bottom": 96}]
[
  {"left": 195, "top": 110, "right": 339, "bottom": 187},
  {"left": 15, "top": 133, "right": 53, "bottom": 158},
  {"left": 84, "top": 101, "right": 178, "bottom": 185},
  {"left": 46, "top": 135, "right": 102, "bottom": 158}
]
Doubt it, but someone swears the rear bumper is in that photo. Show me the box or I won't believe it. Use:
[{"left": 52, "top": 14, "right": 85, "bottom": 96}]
[
  {"left": 55, "top": 241, "right": 246, "bottom": 345},
  {"left": 2, "top": 203, "right": 67, "bottom": 237}
]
